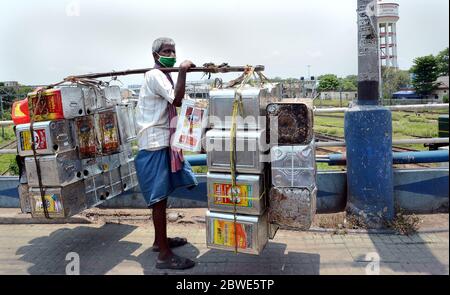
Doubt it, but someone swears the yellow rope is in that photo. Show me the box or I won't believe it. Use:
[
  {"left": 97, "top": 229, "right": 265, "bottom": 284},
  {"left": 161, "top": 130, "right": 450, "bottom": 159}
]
[{"left": 229, "top": 66, "right": 255, "bottom": 253}]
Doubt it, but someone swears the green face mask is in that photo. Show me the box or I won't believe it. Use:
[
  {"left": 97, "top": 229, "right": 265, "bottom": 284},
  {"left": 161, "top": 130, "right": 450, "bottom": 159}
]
[{"left": 155, "top": 52, "right": 176, "bottom": 68}]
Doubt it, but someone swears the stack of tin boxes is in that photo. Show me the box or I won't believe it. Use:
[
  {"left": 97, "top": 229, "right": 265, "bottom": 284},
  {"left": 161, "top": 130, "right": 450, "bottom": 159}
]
[
  {"left": 205, "top": 86, "right": 281, "bottom": 255},
  {"left": 16, "top": 85, "right": 138, "bottom": 218},
  {"left": 266, "top": 100, "right": 317, "bottom": 230}
]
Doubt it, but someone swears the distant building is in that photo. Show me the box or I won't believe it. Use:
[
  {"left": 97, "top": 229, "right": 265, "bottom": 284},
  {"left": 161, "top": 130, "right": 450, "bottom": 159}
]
[
  {"left": 392, "top": 76, "right": 449, "bottom": 101},
  {"left": 2, "top": 81, "right": 19, "bottom": 88},
  {"left": 431, "top": 76, "right": 449, "bottom": 100},
  {"left": 392, "top": 90, "right": 422, "bottom": 100},
  {"left": 320, "top": 91, "right": 358, "bottom": 101}
]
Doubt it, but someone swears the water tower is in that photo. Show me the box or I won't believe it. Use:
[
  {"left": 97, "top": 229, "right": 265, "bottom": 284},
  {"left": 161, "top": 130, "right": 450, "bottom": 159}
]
[{"left": 378, "top": 1, "right": 400, "bottom": 68}]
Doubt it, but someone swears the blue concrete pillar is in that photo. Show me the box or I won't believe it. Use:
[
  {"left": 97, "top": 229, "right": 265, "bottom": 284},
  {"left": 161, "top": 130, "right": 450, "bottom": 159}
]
[
  {"left": 344, "top": 0, "right": 395, "bottom": 228},
  {"left": 344, "top": 105, "right": 394, "bottom": 228}
]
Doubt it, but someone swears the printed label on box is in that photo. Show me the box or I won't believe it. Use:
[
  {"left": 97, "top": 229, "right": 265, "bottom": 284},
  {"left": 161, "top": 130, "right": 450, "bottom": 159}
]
[
  {"left": 20, "top": 129, "right": 47, "bottom": 151},
  {"left": 213, "top": 183, "right": 254, "bottom": 208},
  {"left": 212, "top": 219, "right": 252, "bottom": 249},
  {"left": 30, "top": 90, "right": 64, "bottom": 121},
  {"left": 33, "top": 194, "right": 63, "bottom": 214}
]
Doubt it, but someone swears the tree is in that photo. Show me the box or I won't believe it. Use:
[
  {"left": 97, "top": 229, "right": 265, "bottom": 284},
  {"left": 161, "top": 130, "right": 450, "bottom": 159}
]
[
  {"left": 410, "top": 55, "right": 439, "bottom": 96},
  {"left": 381, "top": 66, "right": 411, "bottom": 99},
  {"left": 344, "top": 75, "right": 358, "bottom": 89},
  {"left": 436, "top": 47, "right": 449, "bottom": 76},
  {"left": 339, "top": 75, "right": 358, "bottom": 91},
  {"left": 318, "top": 74, "right": 339, "bottom": 91}
]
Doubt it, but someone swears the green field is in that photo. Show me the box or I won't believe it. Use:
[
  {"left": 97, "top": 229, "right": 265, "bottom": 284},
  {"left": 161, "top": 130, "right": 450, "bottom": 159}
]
[
  {"left": 0, "top": 126, "right": 18, "bottom": 175},
  {"left": 314, "top": 110, "right": 442, "bottom": 151}
]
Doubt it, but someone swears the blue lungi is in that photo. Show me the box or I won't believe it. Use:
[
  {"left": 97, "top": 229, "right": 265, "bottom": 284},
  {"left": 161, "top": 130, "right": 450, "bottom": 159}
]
[{"left": 135, "top": 148, "right": 198, "bottom": 207}]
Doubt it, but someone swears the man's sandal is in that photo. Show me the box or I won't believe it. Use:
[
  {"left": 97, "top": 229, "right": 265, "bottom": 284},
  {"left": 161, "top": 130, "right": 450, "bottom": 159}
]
[
  {"left": 155, "top": 254, "right": 196, "bottom": 270},
  {"left": 152, "top": 237, "right": 188, "bottom": 252}
]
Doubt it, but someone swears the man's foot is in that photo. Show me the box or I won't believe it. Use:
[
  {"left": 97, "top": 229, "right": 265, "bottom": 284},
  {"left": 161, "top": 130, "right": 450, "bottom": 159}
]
[
  {"left": 152, "top": 237, "right": 188, "bottom": 252},
  {"left": 155, "top": 254, "right": 196, "bottom": 270}
]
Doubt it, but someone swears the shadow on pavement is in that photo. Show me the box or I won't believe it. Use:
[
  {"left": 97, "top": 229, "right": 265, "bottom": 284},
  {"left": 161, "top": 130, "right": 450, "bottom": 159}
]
[
  {"left": 133, "top": 241, "right": 320, "bottom": 275},
  {"left": 359, "top": 232, "right": 449, "bottom": 275},
  {"left": 15, "top": 222, "right": 322, "bottom": 275},
  {"left": 16, "top": 223, "right": 141, "bottom": 275}
]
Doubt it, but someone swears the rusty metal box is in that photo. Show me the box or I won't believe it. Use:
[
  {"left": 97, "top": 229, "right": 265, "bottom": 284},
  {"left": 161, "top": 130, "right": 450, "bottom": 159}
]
[
  {"left": 266, "top": 101, "right": 314, "bottom": 145},
  {"left": 29, "top": 181, "right": 86, "bottom": 218},
  {"left": 207, "top": 172, "right": 266, "bottom": 215},
  {"left": 270, "top": 142, "right": 317, "bottom": 188},
  {"left": 206, "top": 210, "right": 268, "bottom": 255},
  {"left": 206, "top": 129, "right": 267, "bottom": 174},
  {"left": 25, "top": 149, "right": 82, "bottom": 187},
  {"left": 269, "top": 186, "right": 317, "bottom": 230},
  {"left": 16, "top": 120, "right": 74, "bottom": 157},
  {"left": 208, "top": 85, "right": 281, "bottom": 130}
]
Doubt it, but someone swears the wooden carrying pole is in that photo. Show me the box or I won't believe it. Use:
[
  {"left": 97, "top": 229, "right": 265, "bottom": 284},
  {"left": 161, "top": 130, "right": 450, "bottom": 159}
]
[{"left": 66, "top": 65, "right": 265, "bottom": 80}]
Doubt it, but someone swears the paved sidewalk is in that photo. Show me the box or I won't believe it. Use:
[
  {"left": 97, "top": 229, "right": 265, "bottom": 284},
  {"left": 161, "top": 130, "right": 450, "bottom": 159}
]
[{"left": 0, "top": 219, "right": 448, "bottom": 275}]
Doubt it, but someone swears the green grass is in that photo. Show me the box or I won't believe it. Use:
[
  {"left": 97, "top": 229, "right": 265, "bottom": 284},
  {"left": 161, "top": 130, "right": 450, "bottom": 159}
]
[
  {"left": 317, "top": 162, "right": 345, "bottom": 171},
  {"left": 0, "top": 127, "right": 17, "bottom": 175},
  {"left": 0, "top": 127, "right": 15, "bottom": 144},
  {"left": 315, "top": 111, "right": 441, "bottom": 141},
  {"left": 0, "top": 154, "right": 16, "bottom": 175},
  {"left": 314, "top": 99, "right": 351, "bottom": 108}
]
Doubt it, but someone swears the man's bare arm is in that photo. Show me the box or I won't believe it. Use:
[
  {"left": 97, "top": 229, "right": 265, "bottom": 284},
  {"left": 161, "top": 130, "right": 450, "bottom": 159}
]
[{"left": 173, "top": 60, "right": 195, "bottom": 107}]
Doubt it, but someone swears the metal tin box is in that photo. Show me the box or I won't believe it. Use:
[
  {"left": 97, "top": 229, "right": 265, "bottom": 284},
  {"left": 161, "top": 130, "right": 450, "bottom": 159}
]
[
  {"left": 269, "top": 186, "right": 317, "bottom": 230},
  {"left": 270, "top": 143, "right": 317, "bottom": 188},
  {"left": 116, "top": 104, "right": 137, "bottom": 143},
  {"left": 25, "top": 149, "right": 82, "bottom": 187},
  {"left": 28, "top": 87, "right": 85, "bottom": 121},
  {"left": 119, "top": 145, "right": 134, "bottom": 165},
  {"left": 81, "top": 86, "right": 106, "bottom": 115},
  {"left": 85, "top": 173, "right": 107, "bottom": 207},
  {"left": 104, "top": 86, "right": 122, "bottom": 106},
  {"left": 82, "top": 86, "right": 120, "bottom": 114},
  {"left": 119, "top": 159, "right": 138, "bottom": 191},
  {"left": 208, "top": 86, "right": 281, "bottom": 129},
  {"left": 81, "top": 157, "right": 103, "bottom": 178},
  {"left": 206, "top": 129, "right": 267, "bottom": 174},
  {"left": 266, "top": 101, "right": 314, "bottom": 145},
  {"left": 207, "top": 172, "right": 266, "bottom": 215},
  {"left": 97, "top": 109, "right": 121, "bottom": 154},
  {"left": 16, "top": 120, "right": 74, "bottom": 157},
  {"left": 81, "top": 153, "right": 121, "bottom": 178},
  {"left": 104, "top": 167, "right": 123, "bottom": 199},
  {"left": 19, "top": 184, "right": 31, "bottom": 214},
  {"left": 73, "top": 115, "right": 99, "bottom": 159},
  {"left": 29, "top": 181, "right": 86, "bottom": 218},
  {"left": 206, "top": 210, "right": 268, "bottom": 255}
]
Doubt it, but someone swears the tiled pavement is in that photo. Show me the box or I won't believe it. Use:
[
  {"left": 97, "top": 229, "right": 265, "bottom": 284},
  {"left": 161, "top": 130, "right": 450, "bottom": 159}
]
[{"left": 0, "top": 223, "right": 448, "bottom": 275}]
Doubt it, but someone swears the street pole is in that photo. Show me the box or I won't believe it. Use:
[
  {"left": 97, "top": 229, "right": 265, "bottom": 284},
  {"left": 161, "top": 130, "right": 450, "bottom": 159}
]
[{"left": 344, "top": 0, "right": 394, "bottom": 228}]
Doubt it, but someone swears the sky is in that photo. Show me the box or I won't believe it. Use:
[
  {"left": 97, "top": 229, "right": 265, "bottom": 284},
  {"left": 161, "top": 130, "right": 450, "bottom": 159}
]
[{"left": 0, "top": 0, "right": 449, "bottom": 86}]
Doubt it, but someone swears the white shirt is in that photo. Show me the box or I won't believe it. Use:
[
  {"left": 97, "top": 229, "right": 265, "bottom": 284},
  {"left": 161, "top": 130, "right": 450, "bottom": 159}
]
[{"left": 136, "top": 69, "right": 175, "bottom": 151}]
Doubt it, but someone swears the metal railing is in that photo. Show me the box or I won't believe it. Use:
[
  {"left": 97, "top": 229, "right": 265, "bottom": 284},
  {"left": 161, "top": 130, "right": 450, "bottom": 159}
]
[{"left": 314, "top": 103, "right": 449, "bottom": 114}]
